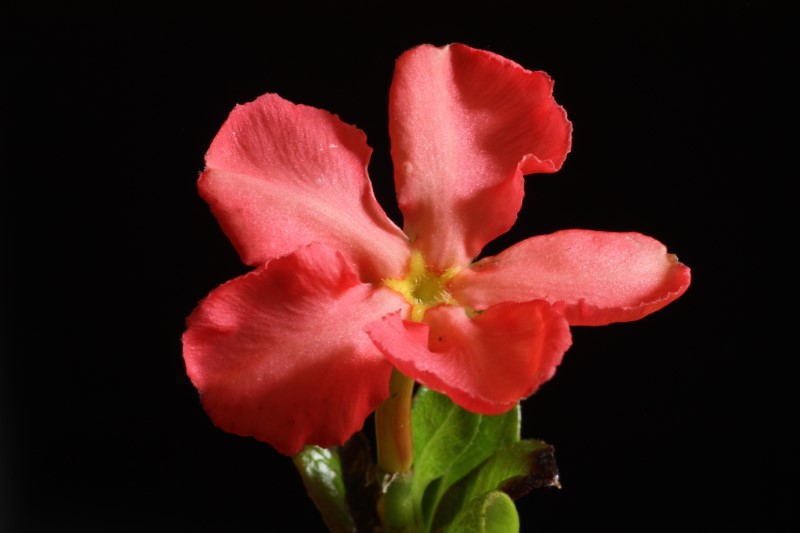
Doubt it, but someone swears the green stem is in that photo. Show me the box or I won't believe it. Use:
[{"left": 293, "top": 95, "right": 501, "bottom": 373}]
[
  {"left": 375, "top": 369, "right": 415, "bottom": 475},
  {"left": 375, "top": 369, "right": 417, "bottom": 531}
]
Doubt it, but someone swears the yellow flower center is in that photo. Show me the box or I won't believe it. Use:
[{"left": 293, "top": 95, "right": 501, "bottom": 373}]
[{"left": 384, "top": 251, "right": 460, "bottom": 322}]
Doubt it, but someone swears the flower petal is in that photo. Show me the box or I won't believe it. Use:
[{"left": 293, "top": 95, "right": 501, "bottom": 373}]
[
  {"left": 389, "top": 44, "right": 572, "bottom": 270},
  {"left": 366, "top": 303, "right": 572, "bottom": 415},
  {"left": 200, "top": 93, "right": 410, "bottom": 281},
  {"left": 452, "top": 230, "right": 691, "bottom": 326},
  {"left": 182, "top": 243, "right": 407, "bottom": 455}
]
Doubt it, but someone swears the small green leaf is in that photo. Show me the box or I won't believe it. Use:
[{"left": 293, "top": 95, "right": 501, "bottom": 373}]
[
  {"left": 460, "top": 439, "right": 560, "bottom": 505},
  {"left": 433, "top": 439, "right": 558, "bottom": 530},
  {"left": 443, "top": 491, "right": 519, "bottom": 533},
  {"left": 292, "top": 446, "right": 355, "bottom": 533},
  {"left": 410, "top": 388, "right": 521, "bottom": 531}
]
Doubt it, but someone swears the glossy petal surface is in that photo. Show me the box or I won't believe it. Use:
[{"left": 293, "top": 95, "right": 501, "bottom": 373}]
[
  {"left": 183, "top": 243, "right": 407, "bottom": 455},
  {"left": 452, "top": 230, "right": 691, "bottom": 326},
  {"left": 389, "top": 44, "right": 572, "bottom": 270},
  {"left": 200, "top": 93, "right": 409, "bottom": 281},
  {"left": 367, "top": 302, "right": 572, "bottom": 415}
]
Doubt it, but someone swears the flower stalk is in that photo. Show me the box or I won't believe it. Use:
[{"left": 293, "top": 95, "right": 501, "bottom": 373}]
[
  {"left": 375, "top": 370, "right": 417, "bottom": 531},
  {"left": 375, "top": 369, "right": 415, "bottom": 475}
]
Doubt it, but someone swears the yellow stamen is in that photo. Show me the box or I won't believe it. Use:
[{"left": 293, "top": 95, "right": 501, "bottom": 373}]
[{"left": 384, "top": 251, "right": 460, "bottom": 321}]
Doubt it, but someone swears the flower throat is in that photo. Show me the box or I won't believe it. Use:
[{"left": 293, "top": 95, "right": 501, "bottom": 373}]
[{"left": 384, "top": 251, "right": 459, "bottom": 321}]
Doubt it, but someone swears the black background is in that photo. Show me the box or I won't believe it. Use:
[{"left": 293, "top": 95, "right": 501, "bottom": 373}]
[{"left": 2, "top": 4, "right": 793, "bottom": 531}]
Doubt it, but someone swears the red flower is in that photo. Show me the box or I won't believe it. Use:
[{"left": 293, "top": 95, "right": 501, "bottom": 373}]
[{"left": 183, "top": 44, "right": 690, "bottom": 455}]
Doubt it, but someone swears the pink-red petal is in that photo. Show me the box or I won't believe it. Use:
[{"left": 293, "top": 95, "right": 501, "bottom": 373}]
[
  {"left": 182, "top": 243, "right": 408, "bottom": 455},
  {"left": 452, "top": 230, "right": 691, "bottom": 326},
  {"left": 389, "top": 44, "right": 572, "bottom": 270},
  {"left": 200, "top": 93, "right": 410, "bottom": 282},
  {"left": 366, "top": 302, "right": 572, "bottom": 415}
]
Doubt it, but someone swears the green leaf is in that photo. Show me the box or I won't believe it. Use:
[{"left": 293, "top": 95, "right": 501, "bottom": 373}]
[
  {"left": 443, "top": 491, "right": 519, "bottom": 533},
  {"left": 464, "top": 439, "right": 560, "bottom": 502},
  {"left": 411, "top": 387, "right": 480, "bottom": 506},
  {"left": 432, "top": 439, "right": 559, "bottom": 531},
  {"left": 440, "top": 401, "right": 520, "bottom": 489},
  {"left": 292, "top": 446, "right": 355, "bottom": 533},
  {"left": 409, "top": 387, "right": 521, "bottom": 531}
]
